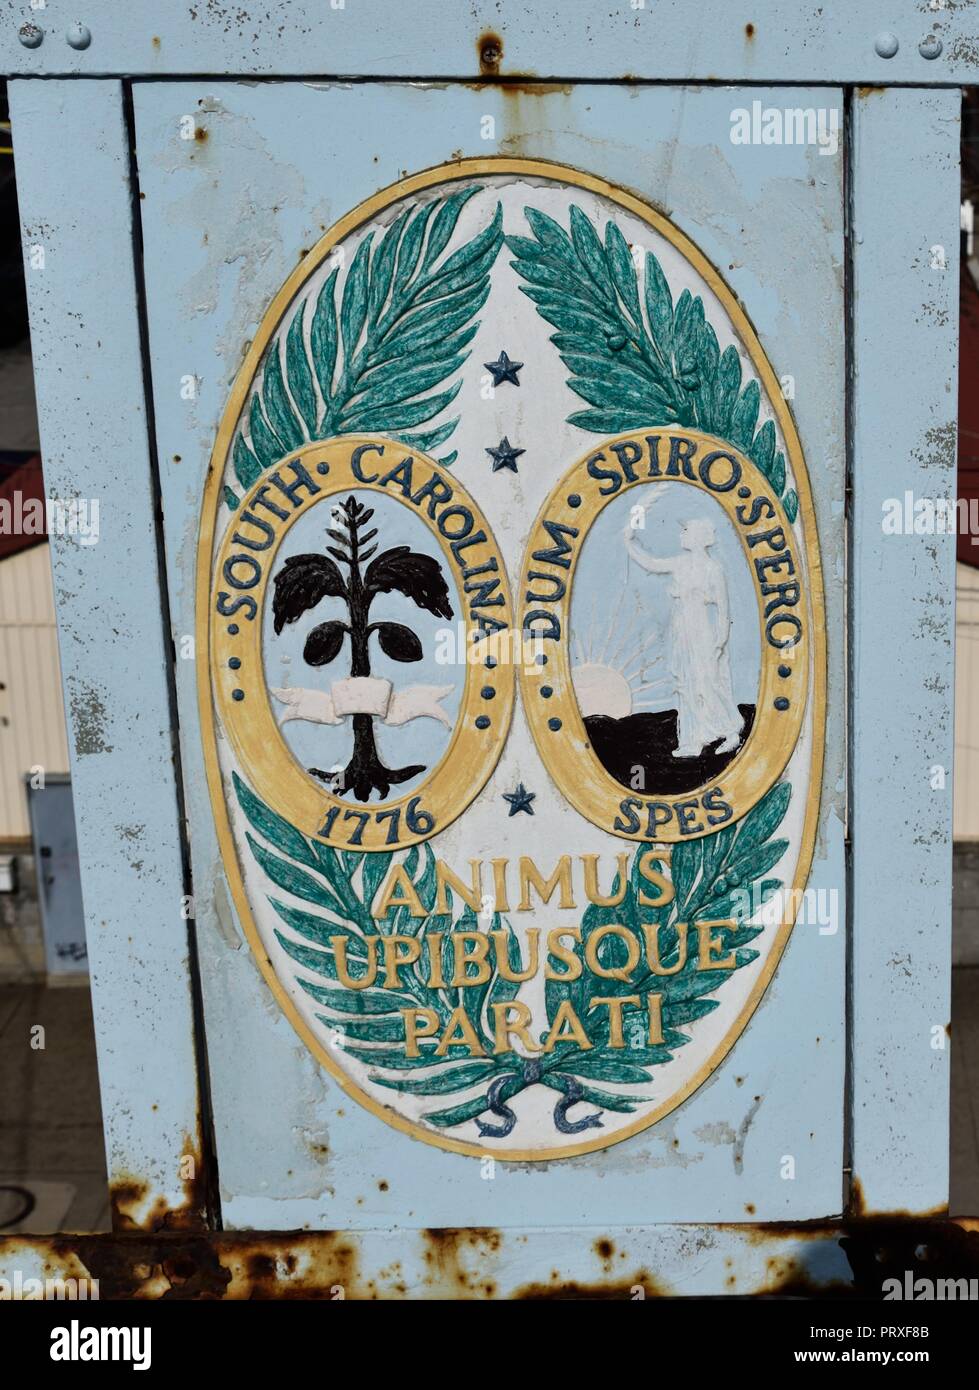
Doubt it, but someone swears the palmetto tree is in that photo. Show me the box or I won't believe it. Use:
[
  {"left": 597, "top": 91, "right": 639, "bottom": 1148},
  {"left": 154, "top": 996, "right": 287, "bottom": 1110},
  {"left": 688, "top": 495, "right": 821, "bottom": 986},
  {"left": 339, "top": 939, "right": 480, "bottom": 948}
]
[{"left": 272, "top": 495, "right": 453, "bottom": 801}]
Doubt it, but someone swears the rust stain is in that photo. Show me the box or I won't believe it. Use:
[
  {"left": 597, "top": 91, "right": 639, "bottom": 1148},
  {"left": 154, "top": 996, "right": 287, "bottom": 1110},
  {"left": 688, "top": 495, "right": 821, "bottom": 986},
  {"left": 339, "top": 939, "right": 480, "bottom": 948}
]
[
  {"left": 592, "top": 1237, "right": 619, "bottom": 1276},
  {"left": 847, "top": 1172, "right": 948, "bottom": 1222},
  {"left": 745, "top": 22, "right": 755, "bottom": 39},
  {"left": 109, "top": 1133, "right": 211, "bottom": 1233},
  {"left": 152, "top": 36, "right": 161, "bottom": 49},
  {"left": 500, "top": 82, "right": 573, "bottom": 98},
  {"left": 421, "top": 1227, "right": 503, "bottom": 1297},
  {"left": 856, "top": 85, "right": 886, "bottom": 98},
  {"left": 4, "top": 1220, "right": 977, "bottom": 1300},
  {"left": 194, "top": 127, "right": 208, "bottom": 143},
  {"left": 478, "top": 31, "right": 503, "bottom": 76},
  {"left": 517, "top": 1271, "right": 661, "bottom": 1299}
]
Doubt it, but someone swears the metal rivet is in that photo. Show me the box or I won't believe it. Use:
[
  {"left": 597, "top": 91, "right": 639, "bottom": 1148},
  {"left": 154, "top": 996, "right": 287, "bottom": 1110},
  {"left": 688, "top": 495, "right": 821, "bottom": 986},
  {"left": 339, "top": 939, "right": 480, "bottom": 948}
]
[
  {"left": 874, "top": 32, "right": 899, "bottom": 59},
  {"left": 18, "top": 23, "right": 44, "bottom": 48},
  {"left": 66, "top": 23, "right": 92, "bottom": 50},
  {"left": 919, "top": 35, "right": 943, "bottom": 60}
]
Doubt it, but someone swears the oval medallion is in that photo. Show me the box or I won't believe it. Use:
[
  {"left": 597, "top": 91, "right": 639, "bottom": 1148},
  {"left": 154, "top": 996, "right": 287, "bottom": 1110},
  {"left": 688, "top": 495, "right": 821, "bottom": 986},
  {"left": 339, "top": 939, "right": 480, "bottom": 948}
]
[
  {"left": 198, "top": 156, "right": 826, "bottom": 1161},
  {"left": 211, "top": 437, "right": 514, "bottom": 851},
  {"left": 520, "top": 427, "right": 810, "bottom": 842}
]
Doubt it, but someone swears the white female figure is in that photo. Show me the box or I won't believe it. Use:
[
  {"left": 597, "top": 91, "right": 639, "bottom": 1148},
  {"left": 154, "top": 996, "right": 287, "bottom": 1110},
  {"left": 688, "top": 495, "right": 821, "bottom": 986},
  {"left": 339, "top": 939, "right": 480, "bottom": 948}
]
[{"left": 623, "top": 492, "right": 745, "bottom": 758}]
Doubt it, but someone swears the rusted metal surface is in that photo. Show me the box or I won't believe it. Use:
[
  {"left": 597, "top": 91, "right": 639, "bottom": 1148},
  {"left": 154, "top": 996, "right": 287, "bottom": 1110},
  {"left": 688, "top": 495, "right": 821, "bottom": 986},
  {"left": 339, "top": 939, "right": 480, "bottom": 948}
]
[
  {"left": 2, "top": 1220, "right": 977, "bottom": 1300},
  {"left": 109, "top": 1133, "right": 216, "bottom": 1233}
]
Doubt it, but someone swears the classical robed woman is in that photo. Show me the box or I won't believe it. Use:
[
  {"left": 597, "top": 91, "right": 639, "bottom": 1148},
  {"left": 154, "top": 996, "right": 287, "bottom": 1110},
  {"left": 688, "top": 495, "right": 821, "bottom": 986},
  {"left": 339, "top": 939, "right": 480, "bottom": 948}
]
[{"left": 623, "top": 492, "right": 745, "bottom": 758}]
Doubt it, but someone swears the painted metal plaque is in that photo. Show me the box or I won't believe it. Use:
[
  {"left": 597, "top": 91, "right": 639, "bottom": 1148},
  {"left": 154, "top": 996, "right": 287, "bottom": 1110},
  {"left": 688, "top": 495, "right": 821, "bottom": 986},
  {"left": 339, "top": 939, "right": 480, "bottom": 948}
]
[{"left": 200, "top": 157, "right": 825, "bottom": 1161}]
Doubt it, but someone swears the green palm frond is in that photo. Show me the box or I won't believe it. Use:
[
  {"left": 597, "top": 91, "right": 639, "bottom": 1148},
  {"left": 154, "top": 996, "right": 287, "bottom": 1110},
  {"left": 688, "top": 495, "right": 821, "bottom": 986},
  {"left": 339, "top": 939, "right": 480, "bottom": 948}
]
[
  {"left": 234, "top": 775, "right": 523, "bottom": 1117},
  {"left": 506, "top": 204, "right": 798, "bottom": 523},
  {"left": 540, "top": 780, "right": 792, "bottom": 1101},
  {"left": 225, "top": 188, "right": 503, "bottom": 507}
]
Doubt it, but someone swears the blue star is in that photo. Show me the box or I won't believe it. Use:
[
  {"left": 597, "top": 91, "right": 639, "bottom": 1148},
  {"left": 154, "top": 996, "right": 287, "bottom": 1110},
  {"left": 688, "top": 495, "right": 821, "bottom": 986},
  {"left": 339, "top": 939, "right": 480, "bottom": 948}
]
[
  {"left": 487, "top": 436, "right": 525, "bottom": 473},
  {"left": 503, "top": 783, "right": 536, "bottom": 816},
  {"left": 484, "top": 350, "right": 524, "bottom": 386}
]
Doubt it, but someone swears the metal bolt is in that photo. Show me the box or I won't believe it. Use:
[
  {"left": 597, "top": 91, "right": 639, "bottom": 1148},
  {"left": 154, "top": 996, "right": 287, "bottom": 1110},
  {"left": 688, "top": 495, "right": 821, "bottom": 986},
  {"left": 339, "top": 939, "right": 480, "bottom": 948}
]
[
  {"left": 66, "top": 23, "right": 91, "bottom": 50},
  {"left": 17, "top": 22, "right": 43, "bottom": 48},
  {"left": 919, "top": 35, "right": 943, "bottom": 59},
  {"left": 874, "top": 32, "right": 899, "bottom": 59}
]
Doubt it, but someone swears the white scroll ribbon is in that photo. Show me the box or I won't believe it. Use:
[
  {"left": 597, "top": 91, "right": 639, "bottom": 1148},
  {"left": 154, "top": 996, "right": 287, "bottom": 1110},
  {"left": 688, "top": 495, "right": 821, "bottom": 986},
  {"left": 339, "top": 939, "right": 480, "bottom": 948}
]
[{"left": 271, "top": 676, "right": 453, "bottom": 729}]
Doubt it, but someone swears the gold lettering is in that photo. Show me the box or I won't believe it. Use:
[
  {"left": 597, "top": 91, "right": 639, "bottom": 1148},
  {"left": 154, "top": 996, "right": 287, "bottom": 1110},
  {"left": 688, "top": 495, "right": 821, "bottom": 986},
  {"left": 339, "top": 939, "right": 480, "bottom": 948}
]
[
  {"left": 518, "top": 855, "right": 575, "bottom": 910},
  {"left": 490, "top": 857, "right": 510, "bottom": 914},
  {"left": 545, "top": 927, "right": 582, "bottom": 980},
  {"left": 374, "top": 864, "right": 425, "bottom": 918},
  {"left": 404, "top": 1007, "right": 439, "bottom": 1056},
  {"left": 491, "top": 1000, "right": 541, "bottom": 1054},
  {"left": 381, "top": 934, "right": 421, "bottom": 989},
  {"left": 426, "top": 932, "right": 447, "bottom": 989},
  {"left": 696, "top": 920, "right": 737, "bottom": 970},
  {"left": 641, "top": 921, "right": 688, "bottom": 976},
  {"left": 332, "top": 936, "right": 378, "bottom": 989},
  {"left": 451, "top": 931, "right": 492, "bottom": 987},
  {"left": 489, "top": 927, "right": 539, "bottom": 982},
  {"left": 581, "top": 853, "right": 629, "bottom": 907},
  {"left": 647, "top": 993, "right": 664, "bottom": 1045},
  {"left": 434, "top": 857, "right": 483, "bottom": 915},
  {"left": 541, "top": 1000, "right": 592, "bottom": 1052},
  {"left": 637, "top": 848, "right": 675, "bottom": 907},
  {"left": 589, "top": 994, "right": 641, "bottom": 1048},
  {"left": 583, "top": 923, "right": 640, "bottom": 982},
  {"left": 435, "top": 1006, "right": 486, "bottom": 1056}
]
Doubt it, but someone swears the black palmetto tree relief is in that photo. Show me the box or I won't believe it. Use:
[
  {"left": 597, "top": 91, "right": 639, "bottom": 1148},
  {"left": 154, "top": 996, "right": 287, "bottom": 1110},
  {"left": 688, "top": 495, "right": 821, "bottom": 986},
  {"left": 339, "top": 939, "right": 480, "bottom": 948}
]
[{"left": 271, "top": 495, "right": 454, "bottom": 801}]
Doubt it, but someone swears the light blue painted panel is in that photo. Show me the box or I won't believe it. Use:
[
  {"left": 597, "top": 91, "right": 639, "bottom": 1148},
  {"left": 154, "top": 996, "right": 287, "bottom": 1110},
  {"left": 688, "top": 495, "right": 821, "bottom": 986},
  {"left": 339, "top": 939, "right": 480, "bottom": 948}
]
[
  {"left": 0, "top": 1, "right": 976, "bottom": 82},
  {"left": 134, "top": 80, "right": 846, "bottom": 1226},
  {"left": 8, "top": 79, "right": 208, "bottom": 1226},
  {"left": 850, "top": 87, "right": 959, "bottom": 1214}
]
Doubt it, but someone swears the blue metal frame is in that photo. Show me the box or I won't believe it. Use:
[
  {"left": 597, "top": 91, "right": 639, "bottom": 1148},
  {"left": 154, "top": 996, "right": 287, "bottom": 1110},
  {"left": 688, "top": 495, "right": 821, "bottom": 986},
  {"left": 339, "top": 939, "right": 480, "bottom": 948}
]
[
  {"left": 7, "top": 79, "right": 211, "bottom": 1229},
  {"left": 0, "top": 1, "right": 964, "bottom": 1293},
  {"left": 849, "top": 86, "right": 959, "bottom": 1214},
  {"left": 0, "top": 1, "right": 975, "bottom": 84}
]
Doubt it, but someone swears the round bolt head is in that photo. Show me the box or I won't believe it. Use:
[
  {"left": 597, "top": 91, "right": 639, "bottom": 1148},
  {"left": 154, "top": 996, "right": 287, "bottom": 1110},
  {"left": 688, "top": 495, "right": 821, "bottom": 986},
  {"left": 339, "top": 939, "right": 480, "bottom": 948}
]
[
  {"left": 66, "top": 23, "right": 92, "bottom": 50},
  {"left": 919, "top": 35, "right": 943, "bottom": 60},
  {"left": 874, "top": 32, "right": 899, "bottom": 59},
  {"left": 18, "top": 22, "right": 44, "bottom": 48}
]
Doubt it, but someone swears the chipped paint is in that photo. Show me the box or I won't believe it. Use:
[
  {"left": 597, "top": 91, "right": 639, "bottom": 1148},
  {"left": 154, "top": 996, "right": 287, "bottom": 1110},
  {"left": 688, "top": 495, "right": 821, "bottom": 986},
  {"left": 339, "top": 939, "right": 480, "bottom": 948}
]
[
  {"left": 2, "top": 3, "right": 979, "bottom": 80},
  {"left": 66, "top": 677, "right": 113, "bottom": 757}
]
